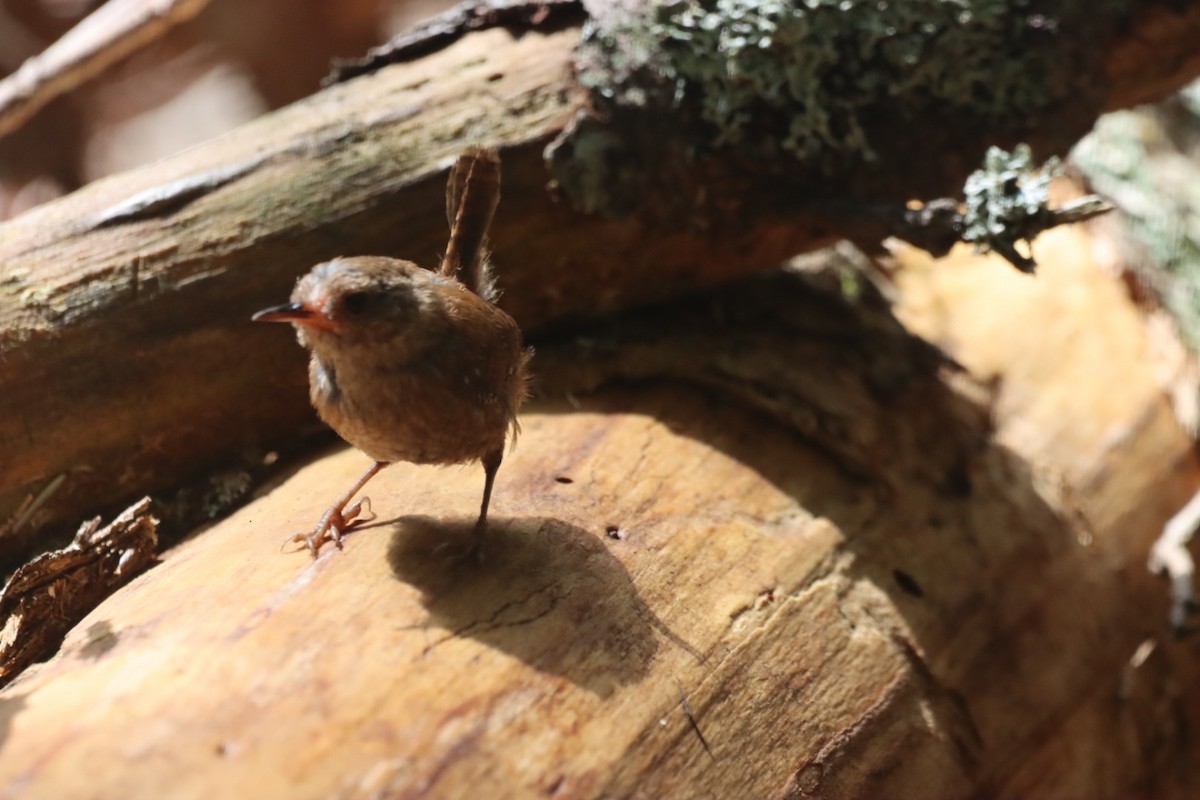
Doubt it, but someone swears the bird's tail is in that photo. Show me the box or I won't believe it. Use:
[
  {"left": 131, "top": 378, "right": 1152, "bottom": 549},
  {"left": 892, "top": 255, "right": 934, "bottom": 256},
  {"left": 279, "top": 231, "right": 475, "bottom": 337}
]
[{"left": 440, "top": 147, "right": 501, "bottom": 301}]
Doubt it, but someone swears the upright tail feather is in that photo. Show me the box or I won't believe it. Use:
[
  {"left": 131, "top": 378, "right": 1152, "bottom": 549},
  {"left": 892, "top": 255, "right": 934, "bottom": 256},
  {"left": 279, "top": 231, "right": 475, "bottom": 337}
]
[{"left": 441, "top": 147, "right": 501, "bottom": 301}]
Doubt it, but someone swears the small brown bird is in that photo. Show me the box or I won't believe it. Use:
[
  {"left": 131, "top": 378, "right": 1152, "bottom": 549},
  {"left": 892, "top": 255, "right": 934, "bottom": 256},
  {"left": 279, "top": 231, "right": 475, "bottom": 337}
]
[{"left": 253, "top": 148, "right": 529, "bottom": 557}]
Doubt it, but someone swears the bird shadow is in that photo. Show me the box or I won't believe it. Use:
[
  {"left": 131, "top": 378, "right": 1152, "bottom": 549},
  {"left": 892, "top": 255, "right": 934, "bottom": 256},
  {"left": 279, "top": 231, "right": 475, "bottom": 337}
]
[{"left": 386, "top": 515, "right": 694, "bottom": 697}]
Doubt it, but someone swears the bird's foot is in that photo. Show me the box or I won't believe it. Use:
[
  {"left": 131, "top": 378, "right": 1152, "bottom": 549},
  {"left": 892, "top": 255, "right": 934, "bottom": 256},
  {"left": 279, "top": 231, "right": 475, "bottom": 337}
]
[
  {"left": 287, "top": 497, "right": 376, "bottom": 558},
  {"left": 432, "top": 515, "right": 488, "bottom": 564}
]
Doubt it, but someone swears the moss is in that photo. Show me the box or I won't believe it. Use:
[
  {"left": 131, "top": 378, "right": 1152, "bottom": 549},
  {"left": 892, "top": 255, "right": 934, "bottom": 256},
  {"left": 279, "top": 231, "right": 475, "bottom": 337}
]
[{"left": 581, "top": 0, "right": 1132, "bottom": 161}]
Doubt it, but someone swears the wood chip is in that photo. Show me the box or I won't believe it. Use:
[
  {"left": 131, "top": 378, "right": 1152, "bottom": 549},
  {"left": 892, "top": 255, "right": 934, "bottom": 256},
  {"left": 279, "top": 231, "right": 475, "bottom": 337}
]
[{"left": 0, "top": 497, "right": 158, "bottom": 687}]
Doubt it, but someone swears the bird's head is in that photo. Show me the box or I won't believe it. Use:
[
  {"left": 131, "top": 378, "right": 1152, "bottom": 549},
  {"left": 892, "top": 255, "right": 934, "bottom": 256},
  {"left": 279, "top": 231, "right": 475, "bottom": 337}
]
[{"left": 253, "top": 257, "right": 444, "bottom": 351}]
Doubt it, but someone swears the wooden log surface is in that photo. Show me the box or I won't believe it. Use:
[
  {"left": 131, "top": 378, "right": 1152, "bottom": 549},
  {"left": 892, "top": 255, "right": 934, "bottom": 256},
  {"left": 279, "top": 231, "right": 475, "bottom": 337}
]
[
  {"left": 0, "top": 224, "right": 1196, "bottom": 798},
  {"left": 0, "top": 23, "right": 587, "bottom": 560},
  {"left": 6, "top": 0, "right": 1200, "bottom": 564}
]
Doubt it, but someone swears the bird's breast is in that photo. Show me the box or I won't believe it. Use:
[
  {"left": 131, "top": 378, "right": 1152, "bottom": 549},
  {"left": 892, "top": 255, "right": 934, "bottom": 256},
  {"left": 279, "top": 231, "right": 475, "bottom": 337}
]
[{"left": 308, "top": 346, "right": 515, "bottom": 466}]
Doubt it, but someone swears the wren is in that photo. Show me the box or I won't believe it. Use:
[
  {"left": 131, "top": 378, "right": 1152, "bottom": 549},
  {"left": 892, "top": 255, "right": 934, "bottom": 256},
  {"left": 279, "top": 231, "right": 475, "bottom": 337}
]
[{"left": 253, "top": 147, "right": 530, "bottom": 557}]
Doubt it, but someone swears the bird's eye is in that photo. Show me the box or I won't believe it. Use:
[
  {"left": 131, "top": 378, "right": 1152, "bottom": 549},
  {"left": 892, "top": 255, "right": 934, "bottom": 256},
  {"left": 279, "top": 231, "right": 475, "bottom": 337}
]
[{"left": 342, "top": 292, "right": 372, "bottom": 315}]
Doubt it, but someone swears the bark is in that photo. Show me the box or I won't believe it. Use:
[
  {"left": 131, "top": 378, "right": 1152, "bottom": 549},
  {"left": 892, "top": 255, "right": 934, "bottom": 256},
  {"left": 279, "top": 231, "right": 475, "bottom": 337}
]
[
  {"left": 3, "top": 0, "right": 1200, "bottom": 560},
  {"left": 0, "top": 230, "right": 1195, "bottom": 798}
]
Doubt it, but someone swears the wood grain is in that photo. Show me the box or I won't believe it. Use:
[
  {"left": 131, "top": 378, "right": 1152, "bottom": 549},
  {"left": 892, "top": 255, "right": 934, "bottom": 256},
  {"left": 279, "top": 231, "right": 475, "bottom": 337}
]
[{"left": 0, "top": 227, "right": 1195, "bottom": 798}]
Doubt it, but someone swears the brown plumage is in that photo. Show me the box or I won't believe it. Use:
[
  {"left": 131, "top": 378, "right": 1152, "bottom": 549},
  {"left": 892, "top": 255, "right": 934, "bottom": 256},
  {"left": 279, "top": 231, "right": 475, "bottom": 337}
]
[
  {"left": 442, "top": 147, "right": 501, "bottom": 300},
  {"left": 253, "top": 147, "right": 529, "bottom": 557}
]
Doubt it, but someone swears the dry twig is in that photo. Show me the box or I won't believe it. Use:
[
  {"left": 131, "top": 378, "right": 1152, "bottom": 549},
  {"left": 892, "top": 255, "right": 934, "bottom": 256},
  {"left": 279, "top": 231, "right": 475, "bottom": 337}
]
[{"left": 0, "top": 0, "right": 211, "bottom": 139}]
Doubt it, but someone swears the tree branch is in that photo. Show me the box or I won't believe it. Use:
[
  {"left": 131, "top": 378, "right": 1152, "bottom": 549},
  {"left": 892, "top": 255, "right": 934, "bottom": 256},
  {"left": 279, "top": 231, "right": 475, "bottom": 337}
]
[{"left": 0, "top": 0, "right": 212, "bottom": 139}]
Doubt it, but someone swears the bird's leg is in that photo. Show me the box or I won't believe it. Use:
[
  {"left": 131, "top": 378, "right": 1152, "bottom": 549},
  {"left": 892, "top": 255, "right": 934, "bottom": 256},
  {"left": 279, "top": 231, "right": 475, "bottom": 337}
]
[
  {"left": 429, "top": 449, "right": 503, "bottom": 563},
  {"left": 294, "top": 460, "right": 388, "bottom": 558},
  {"left": 470, "top": 448, "right": 503, "bottom": 547}
]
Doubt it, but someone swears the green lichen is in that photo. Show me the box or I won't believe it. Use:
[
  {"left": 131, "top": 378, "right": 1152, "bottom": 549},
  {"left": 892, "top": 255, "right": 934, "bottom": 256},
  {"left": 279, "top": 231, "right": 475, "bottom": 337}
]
[
  {"left": 1073, "top": 88, "right": 1200, "bottom": 351},
  {"left": 961, "top": 143, "right": 1061, "bottom": 265},
  {"left": 583, "top": 0, "right": 1132, "bottom": 161}
]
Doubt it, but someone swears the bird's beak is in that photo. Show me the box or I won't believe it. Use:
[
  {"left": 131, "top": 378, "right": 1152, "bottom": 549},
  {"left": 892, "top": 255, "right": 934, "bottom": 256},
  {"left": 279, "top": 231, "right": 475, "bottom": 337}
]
[{"left": 251, "top": 302, "right": 337, "bottom": 332}]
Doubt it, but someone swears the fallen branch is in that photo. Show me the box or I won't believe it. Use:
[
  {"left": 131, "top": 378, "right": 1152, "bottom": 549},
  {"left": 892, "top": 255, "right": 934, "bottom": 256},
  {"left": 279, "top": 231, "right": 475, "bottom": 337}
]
[{"left": 0, "top": 0, "right": 212, "bottom": 140}]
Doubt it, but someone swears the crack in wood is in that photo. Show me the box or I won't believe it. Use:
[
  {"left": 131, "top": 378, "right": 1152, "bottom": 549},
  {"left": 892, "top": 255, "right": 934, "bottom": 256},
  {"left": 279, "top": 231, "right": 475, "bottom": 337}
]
[
  {"left": 421, "top": 581, "right": 559, "bottom": 656},
  {"left": 676, "top": 682, "right": 716, "bottom": 761},
  {"left": 91, "top": 156, "right": 269, "bottom": 228}
]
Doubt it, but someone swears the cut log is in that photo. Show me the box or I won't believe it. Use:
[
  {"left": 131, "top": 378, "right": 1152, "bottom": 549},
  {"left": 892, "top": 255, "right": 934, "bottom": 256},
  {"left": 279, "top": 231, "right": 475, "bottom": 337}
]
[{"left": 0, "top": 228, "right": 1196, "bottom": 798}]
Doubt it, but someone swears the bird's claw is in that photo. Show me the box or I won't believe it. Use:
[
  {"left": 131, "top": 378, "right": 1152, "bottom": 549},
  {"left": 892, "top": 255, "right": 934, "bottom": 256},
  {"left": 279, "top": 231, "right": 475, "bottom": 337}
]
[{"left": 286, "top": 497, "right": 376, "bottom": 558}]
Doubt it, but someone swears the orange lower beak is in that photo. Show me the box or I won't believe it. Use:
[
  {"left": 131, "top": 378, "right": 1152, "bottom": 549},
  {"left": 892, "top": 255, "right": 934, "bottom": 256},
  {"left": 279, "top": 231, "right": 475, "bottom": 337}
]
[{"left": 251, "top": 302, "right": 337, "bottom": 332}]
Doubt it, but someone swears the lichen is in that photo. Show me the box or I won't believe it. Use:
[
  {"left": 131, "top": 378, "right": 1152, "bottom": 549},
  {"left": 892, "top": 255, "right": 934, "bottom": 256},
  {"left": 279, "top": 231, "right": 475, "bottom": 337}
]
[
  {"left": 581, "top": 0, "right": 1132, "bottom": 161},
  {"left": 961, "top": 143, "right": 1061, "bottom": 265},
  {"left": 1073, "top": 86, "right": 1200, "bottom": 351}
]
